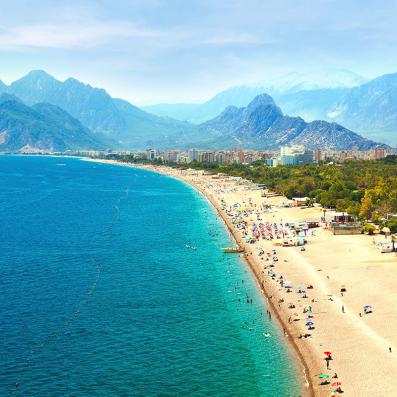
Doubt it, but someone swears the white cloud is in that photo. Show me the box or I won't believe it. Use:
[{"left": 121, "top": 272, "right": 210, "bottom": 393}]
[{"left": 0, "top": 21, "right": 161, "bottom": 50}]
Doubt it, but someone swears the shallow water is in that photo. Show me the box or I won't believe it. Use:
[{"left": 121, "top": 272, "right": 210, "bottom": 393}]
[{"left": 0, "top": 156, "right": 300, "bottom": 396}]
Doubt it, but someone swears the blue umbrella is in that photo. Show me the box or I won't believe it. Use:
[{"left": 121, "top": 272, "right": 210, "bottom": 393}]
[
  {"left": 364, "top": 305, "right": 372, "bottom": 308},
  {"left": 306, "top": 321, "right": 314, "bottom": 326}
]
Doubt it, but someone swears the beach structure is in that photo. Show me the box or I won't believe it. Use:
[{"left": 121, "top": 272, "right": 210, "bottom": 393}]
[
  {"left": 223, "top": 246, "right": 244, "bottom": 253},
  {"left": 327, "top": 211, "right": 355, "bottom": 223},
  {"left": 330, "top": 222, "right": 362, "bottom": 235},
  {"left": 292, "top": 197, "right": 309, "bottom": 207},
  {"left": 305, "top": 219, "right": 320, "bottom": 228},
  {"left": 325, "top": 211, "right": 362, "bottom": 235}
]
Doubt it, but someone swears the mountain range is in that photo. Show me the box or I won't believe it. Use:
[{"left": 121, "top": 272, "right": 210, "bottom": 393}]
[
  {"left": 143, "top": 72, "right": 397, "bottom": 146},
  {"left": 0, "top": 70, "right": 390, "bottom": 152},
  {"left": 196, "top": 94, "right": 384, "bottom": 150},
  {"left": 0, "top": 94, "right": 106, "bottom": 152},
  {"left": 0, "top": 70, "right": 195, "bottom": 149},
  {"left": 143, "top": 70, "right": 366, "bottom": 124}
]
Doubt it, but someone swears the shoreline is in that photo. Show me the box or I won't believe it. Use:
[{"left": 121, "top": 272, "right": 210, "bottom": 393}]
[
  {"left": 188, "top": 171, "right": 315, "bottom": 397},
  {"left": 84, "top": 158, "right": 397, "bottom": 397},
  {"left": 83, "top": 158, "right": 313, "bottom": 396}
]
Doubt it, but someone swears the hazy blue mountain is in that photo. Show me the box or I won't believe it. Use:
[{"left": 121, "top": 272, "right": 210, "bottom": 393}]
[
  {"left": 0, "top": 93, "right": 22, "bottom": 104},
  {"left": 273, "top": 88, "right": 349, "bottom": 121},
  {"left": 112, "top": 98, "right": 196, "bottom": 148},
  {"left": 328, "top": 73, "right": 397, "bottom": 143},
  {"left": 143, "top": 70, "right": 365, "bottom": 124},
  {"left": 262, "top": 70, "right": 366, "bottom": 93},
  {"left": 143, "top": 86, "right": 269, "bottom": 123},
  {"left": 198, "top": 94, "right": 385, "bottom": 150},
  {"left": 2, "top": 70, "right": 393, "bottom": 150},
  {"left": 8, "top": 70, "right": 126, "bottom": 136},
  {"left": 3, "top": 70, "right": 196, "bottom": 149},
  {"left": 0, "top": 99, "right": 107, "bottom": 152},
  {"left": 0, "top": 80, "right": 6, "bottom": 93}
]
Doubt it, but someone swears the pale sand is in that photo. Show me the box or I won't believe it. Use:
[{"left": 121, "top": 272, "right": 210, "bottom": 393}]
[{"left": 86, "top": 159, "right": 397, "bottom": 397}]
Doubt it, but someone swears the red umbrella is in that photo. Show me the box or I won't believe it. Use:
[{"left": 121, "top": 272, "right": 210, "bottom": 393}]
[
  {"left": 324, "top": 351, "right": 332, "bottom": 355},
  {"left": 331, "top": 382, "right": 341, "bottom": 387}
]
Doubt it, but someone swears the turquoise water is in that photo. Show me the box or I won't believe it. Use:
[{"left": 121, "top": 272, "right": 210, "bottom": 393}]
[{"left": 0, "top": 156, "right": 300, "bottom": 396}]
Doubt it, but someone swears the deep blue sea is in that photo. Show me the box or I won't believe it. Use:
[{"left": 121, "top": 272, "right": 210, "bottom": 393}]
[{"left": 0, "top": 156, "right": 300, "bottom": 397}]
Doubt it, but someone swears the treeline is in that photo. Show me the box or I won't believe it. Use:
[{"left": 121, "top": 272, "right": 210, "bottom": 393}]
[
  {"left": 114, "top": 154, "right": 397, "bottom": 230},
  {"left": 115, "top": 155, "right": 397, "bottom": 231}
]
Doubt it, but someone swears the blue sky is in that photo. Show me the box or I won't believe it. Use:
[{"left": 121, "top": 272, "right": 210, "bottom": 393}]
[{"left": 1, "top": 0, "right": 397, "bottom": 104}]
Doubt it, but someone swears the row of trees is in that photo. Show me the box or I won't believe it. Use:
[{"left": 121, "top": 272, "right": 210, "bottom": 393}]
[
  {"left": 161, "top": 156, "right": 397, "bottom": 231},
  {"left": 113, "top": 154, "right": 397, "bottom": 231}
]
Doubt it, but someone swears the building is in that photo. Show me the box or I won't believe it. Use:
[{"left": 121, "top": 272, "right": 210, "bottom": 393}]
[
  {"left": 314, "top": 149, "right": 323, "bottom": 163},
  {"left": 146, "top": 148, "right": 157, "bottom": 160},
  {"left": 163, "top": 150, "right": 179, "bottom": 162},
  {"left": 374, "top": 147, "right": 386, "bottom": 159},
  {"left": 265, "top": 157, "right": 279, "bottom": 167},
  {"left": 188, "top": 148, "right": 200, "bottom": 162},
  {"left": 292, "top": 197, "right": 309, "bottom": 207},
  {"left": 198, "top": 152, "right": 215, "bottom": 164},
  {"left": 280, "top": 145, "right": 314, "bottom": 166}
]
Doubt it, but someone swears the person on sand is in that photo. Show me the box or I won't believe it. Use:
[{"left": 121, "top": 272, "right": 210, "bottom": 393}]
[
  {"left": 333, "top": 373, "right": 338, "bottom": 378},
  {"left": 342, "top": 305, "right": 345, "bottom": 313}
]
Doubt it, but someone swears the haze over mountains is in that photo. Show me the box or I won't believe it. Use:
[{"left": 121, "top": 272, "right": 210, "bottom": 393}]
[
  {"left": 0, "top": 70, "right": 391, "bottom": 152},
  {"left": 0, "top": 94, "right": 105, "bottom": 152},
  {"left": 143, "top": 70, "right": 366, "bottom": 124},
  {"left": 144, "top": 71, "right": 397, "bottom": 146},
  {"left": 195, "top": 94, "right": 383, "bottom": 150}
]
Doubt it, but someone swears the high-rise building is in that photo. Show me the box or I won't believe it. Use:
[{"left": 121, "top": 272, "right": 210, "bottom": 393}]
[
  {"left": 280, "top": 145, "right": 314, "bottom": 166},
  {"left": 314, "top": 149, "right": 323, "bottom": 162},
  {"left": 146, "top": 148, "right": 157, "bottom": 160},
  {"left": 374, "top": 147, "right": 386, "bottom": 159},
  {"left": 188, "top": 148, "right": 200, "bottom": 162}
]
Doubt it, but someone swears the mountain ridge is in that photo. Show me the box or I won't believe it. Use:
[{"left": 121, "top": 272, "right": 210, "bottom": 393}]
[
  {"left": 0, "top": 97, "right": 108, "bottom": 152},
  {"left": 1, "top": 70, "right": 197, "bottom": 149},
  {"left": 198, "top": 94, "right": 386, "bottom": 150}
]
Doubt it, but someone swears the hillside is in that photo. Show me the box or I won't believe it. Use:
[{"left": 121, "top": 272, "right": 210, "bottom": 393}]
[
  {"left": 198, "top": 94, "right": 386, "bottom": 150},
  {"left": 4, "top": 71, "right": 196, "bottom": 148},
  {"left": 0, "top": 98, "right": 107, "bottom": 152}
]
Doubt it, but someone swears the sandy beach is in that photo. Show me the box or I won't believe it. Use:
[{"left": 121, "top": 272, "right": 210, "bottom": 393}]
[{"left": 87, "top": 159, "right": 397, "bottom": 397}]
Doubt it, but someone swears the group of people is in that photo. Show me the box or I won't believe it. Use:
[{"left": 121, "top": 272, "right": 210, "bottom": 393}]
[{"left": 200, "top": 177, "right": 345, "bottom": 395}]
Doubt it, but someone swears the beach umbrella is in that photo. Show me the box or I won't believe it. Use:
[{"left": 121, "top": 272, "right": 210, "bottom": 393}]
[
  {"left": 364, "top": 305, "right": 372, "bottom": 308},
  {"left": 306, "top": 321, "right": 314, "bottom": 326},
  {"left": 324, "top": 351, "right": 332, "bottom": 356},
  {"left": 331, "top": 382, "right": 341, "bottom": 387},
  {"left": 318, "top": 374, "right": 329, "bottom": 379}
]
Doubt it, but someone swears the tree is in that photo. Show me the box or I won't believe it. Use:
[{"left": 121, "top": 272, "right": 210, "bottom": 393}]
[{"left": 360, "top": 190, "right": 376, "bottom": 220}]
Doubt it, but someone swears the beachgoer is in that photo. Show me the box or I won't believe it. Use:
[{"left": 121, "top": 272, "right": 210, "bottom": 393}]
[
  {"left": 390, "top": 347, "right": 392, "bottom": 353},
  {"left": 342, "top": 305, "right": 345, "bottom": 313}
]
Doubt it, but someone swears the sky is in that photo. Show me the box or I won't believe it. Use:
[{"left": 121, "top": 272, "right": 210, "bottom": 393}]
[{"left": 1, "top": 0, "right": 397, "bottom": 105}]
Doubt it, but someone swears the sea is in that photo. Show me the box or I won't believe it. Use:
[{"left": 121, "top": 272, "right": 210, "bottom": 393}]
[{"left": 0, "top": 155, "right": 300, "bottom": 397}]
